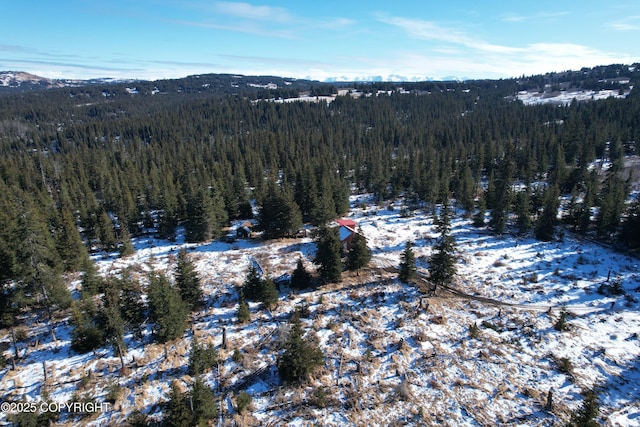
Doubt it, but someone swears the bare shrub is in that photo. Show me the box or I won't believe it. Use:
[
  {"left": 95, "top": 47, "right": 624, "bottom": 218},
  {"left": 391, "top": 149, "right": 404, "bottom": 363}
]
[
  {"left": 431, "top": 315, "right": 446, "bottom": 325},
  {"left": 414, "top": 329, "right": 429, "bottom": 342},
  {"left": 395, "top": 379, "right": 414, "bottom": 402}
]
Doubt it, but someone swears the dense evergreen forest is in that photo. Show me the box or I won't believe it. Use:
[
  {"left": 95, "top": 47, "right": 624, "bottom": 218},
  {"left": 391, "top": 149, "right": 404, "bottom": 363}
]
[{"left": 1, "top": 64, "right": 639, "bottom": 330}]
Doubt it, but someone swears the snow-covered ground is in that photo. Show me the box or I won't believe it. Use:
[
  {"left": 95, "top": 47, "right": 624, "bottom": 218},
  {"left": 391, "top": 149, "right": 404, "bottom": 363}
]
[
  {"left": 1, "top": 196, "right": 639, "bottom": 426},
  {"left": 516, "top": 88, "right": 631, "bottom": 105}
]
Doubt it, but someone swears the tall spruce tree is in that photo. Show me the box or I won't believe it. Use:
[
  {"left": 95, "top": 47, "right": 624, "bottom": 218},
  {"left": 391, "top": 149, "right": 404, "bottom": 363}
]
[
  {"left": 488, "top": 157, "right": 514, "bottom": 235},
  {"left": 70, "top": 300, "right": 104, "bottom": 353},
  {"left": 147, "top": 271, "right": 189, "bottom": 343},
  {"left": 98, "top": 285, "right": 126, "bottom": 369},
  {"left": 80, "top": 258, "right": 104, "bottom": 297},
  {"left": 346, "top": 232, "right": 371, "bottom": 274},
  {"left": 314, "top": 226, "right": 342, "bottom": 283},
  {"left": 175, "top": 248, "right": 202, "bottom": 311},
  {"left": 118, "top": 226, "right": 135, "bottom": 258},
  {"left": 97, "top": 209, "right": 117, "bottom": 251},
  {"left": 54, "top": 207, "right": 88, "bottom": 272},
  {"left": 190, "top": 377, "right": 218, "bottom": 424},
  {"left": 184, "top": 188, "right": 216, "bottom": 243},
  {"left": 258, "top": 185, "right": 302, "bottom": 239},
  {"left": 242, "top": 266, "right": 264, "bottom": 301},
  {"left": 535, "top": 184, "right": 560, "bottom": 242},
  {"left": 14, "top": 199, "right": 71, "bottom": 341},
  {"left": 513, "top": 190, "right": 532, "bottom": 235},
  {"left": 429, "top": 201, "right": 457, "bottom": 290},
  {"left": 164, "top": 381, "right": 193, "bottom": 427},
  {"left": 596, "top": 173, "right": 627, "bottom": 238}
]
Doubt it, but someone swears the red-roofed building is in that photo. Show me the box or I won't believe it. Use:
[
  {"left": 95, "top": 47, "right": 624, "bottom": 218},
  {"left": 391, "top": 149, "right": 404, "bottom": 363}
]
[{"left": 336, "top": 219, "right": 358, "bottom": 251}]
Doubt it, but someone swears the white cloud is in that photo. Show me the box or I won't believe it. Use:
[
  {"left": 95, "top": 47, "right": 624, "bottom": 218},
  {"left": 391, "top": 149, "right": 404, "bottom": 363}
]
[
  {"left": 375, "top": 13, "right": 625, "bottom": 78},
  {"left": 213, "top": 1, "right": 292, "bottom": 22},
  {"left": 607, "top": 16, "right": 640, "bottom": 31},
  {"left": 500, "top": 11, "right": 569, "bottom": 23},
  {"left": 376, "top": 15, "right": 518, "bottom": 55},
  {"left": 168, "top": 18, "right": 297, "bottom": 38}
]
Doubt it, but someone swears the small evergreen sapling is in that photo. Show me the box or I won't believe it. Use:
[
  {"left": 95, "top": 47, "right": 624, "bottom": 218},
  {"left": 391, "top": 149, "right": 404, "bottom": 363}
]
[
  {"left": 399, "top": 241, "right": 417, "bottom": 283},
  {"left": 290, "top": 258, "right": 312, "bottom": 290},
  {"left": 237, "top": 295, "right": 251, "bottom": 323},
  {"left": 277, "top": 310, "right": 324, "bottom": 383}
]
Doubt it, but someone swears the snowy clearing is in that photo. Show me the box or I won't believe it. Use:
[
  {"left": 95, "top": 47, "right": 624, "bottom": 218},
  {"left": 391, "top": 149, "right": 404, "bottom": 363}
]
[{"left": 1, "top": 196, "right": 639, "bottom": 426}]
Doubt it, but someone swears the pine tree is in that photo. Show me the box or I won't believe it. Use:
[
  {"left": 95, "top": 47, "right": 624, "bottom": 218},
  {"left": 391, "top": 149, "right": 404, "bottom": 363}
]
[
  {"left": 237, "top": 295, "right": 251, "bottom": 323},
  {"left": 261, "top": 277, "right": 279, "bottom": 308},
  {"left": 458, "top": 164, "right": 475, "bottom": 217},
  {"left": 596, "top": 173, "right": 627, "bottom": 238},
  {"left": 54, "top": 207, "right": 88, "bottom": 272},
  {"left": 184, "top": 188, "right": 215, "bottom": 243},
  {"left": 399, "top": 241, "right": 417, "bottom": 283},
  {"left": 70, "top": 301, "right": 105, "bottom": 353},
  {"left": 513, "top": 190, "right": 532, "bottom": 235},
  {"left": 242, "top": 267, "right": 278, "bottom": 307},
  {"left": 14, "top": 200, "right": 70, "bottom": 340},
  {"left": 164, "top": 381, "right": 193, "bottom": 427},
  {"left": 188, "top": 336, "right": 218, "bottom": 376},
  {"left": 346, "top": 232, "right": 371, "bottom": 274},
  {"left": 277, "top": 311, "right": 324, "bottom": 383},
  {"left": 118, "top": 226, "right": 135, "bottom": 258},
  {"left": 488, "top": 157, "right": 514, "bottom": 235},
  {"left": 567, "top": 388, "right": 600, "bottom": 427},
  {"left": 80, "top": 258, "right": 103, "bottom": 297},
  {"left": 190, "top": 377, "right": 218, "bottom": 424},
  {"left": 156, "top": 201, "right": 178, "bottom": 241},
  {"left": 576, "top": 188, "right": 594, "bottom": 235},
  {"left": 98, "top": 285, "right": 126, "bottom": 368},
  {"left": 112, "top": 270, "right": 146, "bottom": 338},
  {"left": 175, "top": 248, "right": 202, "bottom": 311},
  {"left": 472, "top": 194, "right": 486, "bottom": 228},
  {"left": 97, "top": 209, "right": 117, "bottom": 251},
  {"left": 290, "top": 258, "right": 312, "bottom": 290},
  {"left": 243, "top": 266, "right": 264, "bottom": 301},
  {"left": 258, "top": 185, "right": 303, "bottom": 239},
  {"left": 310, "top": 192, "right": 336, "bottom": 226},
  {"left": 314, "top": 226, "right": 342, "bottom": 283},
  {"left": 147, "top": 271, "right": 189, "bottom": 343},
  {"left": 429, "top": 201, "right": 457, "bottom": 290},
  {"left": 535, "top": 184, "right": 560, "bottom": 242},
  {"left": 620, "top": 201, "right": 640, "bottom": 249},
  {"left": 294, "top": 167, "right": 318, "bottom": 223},
  {"left": 236, "top": 391, "right": 252, "bottom": 414}
]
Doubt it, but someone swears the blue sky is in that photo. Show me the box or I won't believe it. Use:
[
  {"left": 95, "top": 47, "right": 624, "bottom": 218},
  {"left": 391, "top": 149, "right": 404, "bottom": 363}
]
[{"left": 1, "top": 0, "right": 639, "bottom": 81}]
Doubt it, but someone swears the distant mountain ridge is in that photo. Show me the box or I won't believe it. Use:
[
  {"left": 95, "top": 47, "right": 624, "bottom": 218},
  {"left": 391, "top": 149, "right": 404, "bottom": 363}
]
[
  {"left": 0, "top": 71, "right": 135, "bottom": 92},
  {"left": 1, "top": 63, "right": 638, "bottom": 96}
]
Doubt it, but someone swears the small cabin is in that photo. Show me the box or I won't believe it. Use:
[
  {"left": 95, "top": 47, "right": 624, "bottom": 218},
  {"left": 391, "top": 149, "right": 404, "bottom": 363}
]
[
  {"left": 336, "top": 218, "right": 358, "bottom": 251},
  {"left": 236, "top": 220, "right": 254, "bottom": 239}
]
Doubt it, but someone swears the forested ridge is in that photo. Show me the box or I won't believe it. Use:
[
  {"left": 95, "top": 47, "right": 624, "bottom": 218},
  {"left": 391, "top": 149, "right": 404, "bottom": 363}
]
[{"left": 1, "top": 64, "right": 639, "bottom": 328}]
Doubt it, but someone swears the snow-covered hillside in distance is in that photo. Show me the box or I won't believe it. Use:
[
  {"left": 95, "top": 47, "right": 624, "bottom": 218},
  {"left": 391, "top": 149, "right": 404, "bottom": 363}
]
[
  {"left": 1, "top": 195, "right": 639, "bottom": 426},
  {"left": 0, "top": 71, "right": 54, "bottom": 87},
  {"left": 0, "top": 71, "right": 134, "bottom": 91},
  {"left": 515, "top": 88, "right": 631, "bottom": 105}
]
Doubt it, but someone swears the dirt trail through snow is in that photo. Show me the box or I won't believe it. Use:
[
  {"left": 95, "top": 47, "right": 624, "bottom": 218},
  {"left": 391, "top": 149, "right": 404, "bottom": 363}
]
[{"left": 371, "top": 262, "right": 605, "bottom": 315}]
